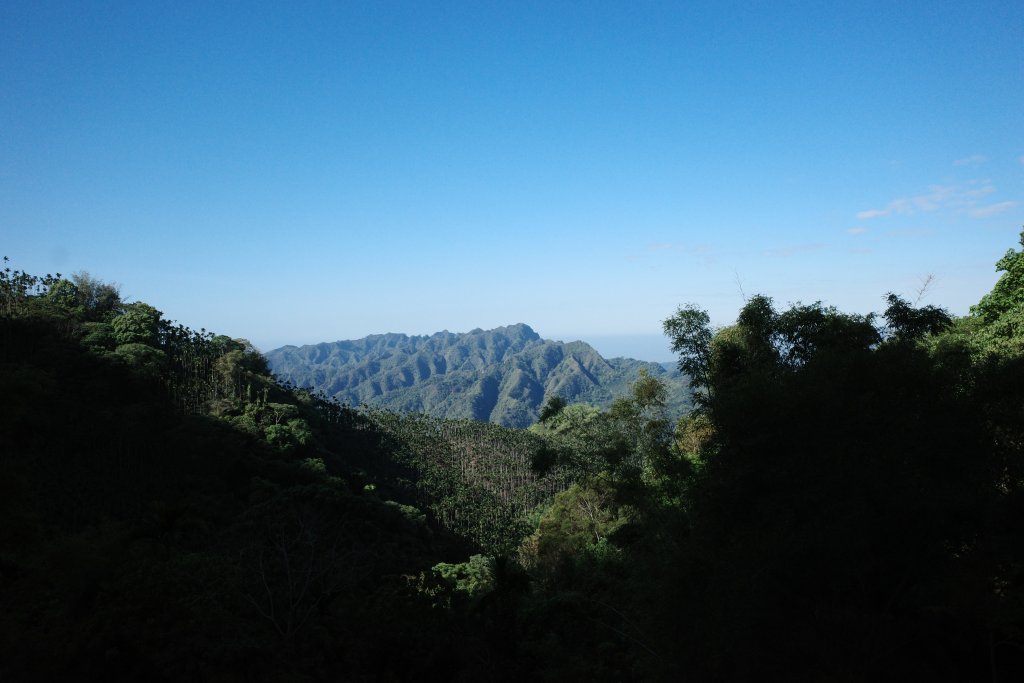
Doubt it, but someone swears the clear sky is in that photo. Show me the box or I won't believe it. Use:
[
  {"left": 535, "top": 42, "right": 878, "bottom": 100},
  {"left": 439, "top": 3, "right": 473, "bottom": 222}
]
[{"left": 3, "top": 1, "right": 1023, "bottom": 361}]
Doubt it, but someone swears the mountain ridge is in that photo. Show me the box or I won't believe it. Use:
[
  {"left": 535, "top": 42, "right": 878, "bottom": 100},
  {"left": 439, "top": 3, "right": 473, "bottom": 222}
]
[{"left": 265, "top": 324, "right": 690, "bottom": 428}]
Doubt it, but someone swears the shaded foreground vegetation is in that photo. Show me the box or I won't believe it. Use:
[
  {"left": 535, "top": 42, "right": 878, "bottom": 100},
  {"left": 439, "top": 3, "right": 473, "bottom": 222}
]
[{"left": 2, "top": 231, "right": 1024, "bottom": 681}]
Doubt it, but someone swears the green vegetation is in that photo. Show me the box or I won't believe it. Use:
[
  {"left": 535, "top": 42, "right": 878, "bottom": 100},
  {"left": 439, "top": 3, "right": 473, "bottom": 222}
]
[
  {"left": 265, "top": 324, "right": 692, "bottom": 427},
  {"left": 3, "top": 230, "right": 1024, "bottom": 680},
  {"left": 367, "top": 410, "right": 568, "bottom": 556},
  {"left": 1, "top": 262, "right": 468, "bottom": 679}
]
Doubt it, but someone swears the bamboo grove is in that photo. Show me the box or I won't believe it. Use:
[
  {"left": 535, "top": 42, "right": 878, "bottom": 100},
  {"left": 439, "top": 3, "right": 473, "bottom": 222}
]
[{"left": 364, "top": 409, "right": 570, "bottom": 554}]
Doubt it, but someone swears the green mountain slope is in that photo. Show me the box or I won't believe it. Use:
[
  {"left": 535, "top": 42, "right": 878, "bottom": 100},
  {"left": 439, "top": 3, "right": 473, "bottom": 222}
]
[{"left": 265, "top": 324, "right": 691, "bottom": 427}]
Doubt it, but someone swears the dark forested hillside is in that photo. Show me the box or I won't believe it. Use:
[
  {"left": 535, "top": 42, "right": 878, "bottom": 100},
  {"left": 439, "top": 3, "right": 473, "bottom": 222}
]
[
  {"left": 0, "top": 265, "right": 562, "bottom": 681},
  {"left": 265, "top": 323, "right": 690, "bottom": 427},
  {"left": 4, "top": 230, "right": 1024, "bottom": 681}
]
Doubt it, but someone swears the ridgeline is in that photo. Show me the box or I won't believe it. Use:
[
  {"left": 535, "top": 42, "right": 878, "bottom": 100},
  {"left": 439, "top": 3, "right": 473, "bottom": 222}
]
[{"left": 266, "top": 323, "right": 691, "bottom": 427}]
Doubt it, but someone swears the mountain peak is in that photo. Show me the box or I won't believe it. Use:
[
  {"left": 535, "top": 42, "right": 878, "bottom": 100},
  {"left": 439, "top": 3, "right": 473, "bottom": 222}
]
[
  {"left": 265, "top": 325, "right": 690, "bottom": 427},
  {"left": 500, "top": 322, "right": 539, "bottom": 340}
]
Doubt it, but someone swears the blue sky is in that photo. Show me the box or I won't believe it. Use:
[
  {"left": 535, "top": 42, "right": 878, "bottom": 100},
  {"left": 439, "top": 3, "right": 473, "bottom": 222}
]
[{"left": 3, "top": 1, "right": 1022, "bottom": 361}]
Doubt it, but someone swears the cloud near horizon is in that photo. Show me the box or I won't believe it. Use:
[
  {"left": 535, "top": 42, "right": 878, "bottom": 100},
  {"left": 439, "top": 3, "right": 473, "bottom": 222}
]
[
  {"left": 969, "top": 201, "right": 1018, "bottom": 218},
  {"left": 953, "top": 154, "right": 988, "bottom": 166},
  {"left": 856, "top": 180, "right": 1002, "bottom": 220}
]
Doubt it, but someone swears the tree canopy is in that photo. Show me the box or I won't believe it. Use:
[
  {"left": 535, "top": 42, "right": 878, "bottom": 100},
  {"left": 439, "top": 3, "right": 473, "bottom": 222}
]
[{"left": 3, "top": 231, "right": 1024, "bottom": 680}]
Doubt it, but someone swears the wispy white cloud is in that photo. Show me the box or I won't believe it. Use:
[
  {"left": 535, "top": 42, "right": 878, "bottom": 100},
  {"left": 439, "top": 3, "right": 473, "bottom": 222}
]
[
  {"left": 846, "top": 227, "right": 868, "bottom": 235},
  {"left": 969, "top": 201, "right": 1018, "bottom": 218},
  {"left": 953, "top": 154, "right": 987, "bottom": 167},
  {"left": 856, "top": 180, "right": 999, "bottom": 220}
]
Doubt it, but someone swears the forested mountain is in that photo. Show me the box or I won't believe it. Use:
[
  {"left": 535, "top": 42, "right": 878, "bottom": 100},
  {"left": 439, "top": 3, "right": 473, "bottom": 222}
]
[
  {"left": 4, "top": 231, "right": 1024, "bottom": 681},
  {"left": 265, "top": 323, "right": 690, "bottom": 427}
]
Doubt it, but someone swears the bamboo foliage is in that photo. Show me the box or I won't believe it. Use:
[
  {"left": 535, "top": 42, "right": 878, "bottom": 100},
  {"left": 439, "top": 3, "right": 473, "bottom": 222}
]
[
  {"left": 0, "top": 257, "right": 63, "bottom": 317},
  {"left": 361, "top": 408, "right": 569, "bottom": 554}
]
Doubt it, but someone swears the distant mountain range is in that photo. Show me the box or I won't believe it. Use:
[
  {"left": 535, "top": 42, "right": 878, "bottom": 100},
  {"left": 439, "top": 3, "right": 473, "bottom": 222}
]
[{"left": 265, "top": 324, "right": 691, "bottom": 428}]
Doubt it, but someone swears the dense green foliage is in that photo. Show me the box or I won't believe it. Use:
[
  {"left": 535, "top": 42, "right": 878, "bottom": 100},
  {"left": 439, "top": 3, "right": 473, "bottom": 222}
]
[
  {"left": 0, "top": 263, "right": 553, "bottom": 680},
  {"left": 4, "top": 230, "right": 1024, "bottom": 681},
  {"left": 366, "top": 410, "right": 568, "bottom": 556},
  {"left": 525, "top": 236, "right": 1024, "bottom": 680},
  {"left": 265, "top": 324, "right": 691, "bottom": 427}
]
